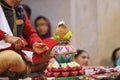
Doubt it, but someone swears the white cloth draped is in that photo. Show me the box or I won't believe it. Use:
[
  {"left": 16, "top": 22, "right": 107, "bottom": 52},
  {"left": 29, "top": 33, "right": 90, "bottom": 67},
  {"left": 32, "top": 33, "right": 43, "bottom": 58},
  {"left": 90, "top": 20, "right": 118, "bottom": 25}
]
[{"left": 0, "top": 5, "right": 13, "bottom": 49}]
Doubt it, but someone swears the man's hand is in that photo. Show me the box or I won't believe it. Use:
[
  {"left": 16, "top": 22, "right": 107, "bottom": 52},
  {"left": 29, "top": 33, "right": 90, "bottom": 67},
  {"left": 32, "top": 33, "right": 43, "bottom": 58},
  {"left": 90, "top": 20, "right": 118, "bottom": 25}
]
[
  {"left": 4, "top": 34, "right": 24, "bottom": 50},
  {"left": 32, "top": 42, "right": 49, "bottom": 54}
]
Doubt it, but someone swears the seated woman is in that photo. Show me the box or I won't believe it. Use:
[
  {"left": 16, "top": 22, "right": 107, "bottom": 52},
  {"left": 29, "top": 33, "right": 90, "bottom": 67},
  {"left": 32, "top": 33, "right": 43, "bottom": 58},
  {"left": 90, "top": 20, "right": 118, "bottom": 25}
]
[
  {"left": 34, "top": 16, "right": 51, "bottom": 40},
  {"left": 33, "top": 16, "right": 56, "bottom": 63},
  {"left": 111, "top": 48, "right": 120, "bottom": 66},
  {"left": 73, "top": 50, "right": 92, "bottom": 66}
]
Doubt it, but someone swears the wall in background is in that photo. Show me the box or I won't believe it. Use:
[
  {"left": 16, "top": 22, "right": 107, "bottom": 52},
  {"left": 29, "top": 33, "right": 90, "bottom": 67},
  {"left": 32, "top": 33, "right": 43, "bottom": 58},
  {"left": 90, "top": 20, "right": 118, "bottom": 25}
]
[
  {"left": 71, "top": 0, "right": 99, "bottom": 65},
  {"left": 97, "top": 0, "right": 120, "bottom": 65},
  {"left": 23, "top": 0, "right": 71, "bottom": 32}
]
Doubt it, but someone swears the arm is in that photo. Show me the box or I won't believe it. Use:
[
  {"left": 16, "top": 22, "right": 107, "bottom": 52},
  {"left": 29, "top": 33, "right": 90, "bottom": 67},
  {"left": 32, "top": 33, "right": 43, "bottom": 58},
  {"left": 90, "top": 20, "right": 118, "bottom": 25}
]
[
  {"left": 0, "top": 30, "right": 22, "bottom": 50},
  {"left": 23, "top": 12, "right": 42, "bottom": 46},
  {"left": 23, "top": 12, "right": 49, "bottom": 54}
]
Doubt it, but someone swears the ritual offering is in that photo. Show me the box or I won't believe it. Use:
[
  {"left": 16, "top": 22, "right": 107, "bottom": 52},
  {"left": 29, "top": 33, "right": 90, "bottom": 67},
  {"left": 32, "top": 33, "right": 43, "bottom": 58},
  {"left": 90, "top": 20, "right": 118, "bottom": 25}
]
[
  {"left": 81, "top": 66, "right": 120, "bottom": 80},
  {"left": 44, "top": 21, "right": 82, "bottom": 80}
]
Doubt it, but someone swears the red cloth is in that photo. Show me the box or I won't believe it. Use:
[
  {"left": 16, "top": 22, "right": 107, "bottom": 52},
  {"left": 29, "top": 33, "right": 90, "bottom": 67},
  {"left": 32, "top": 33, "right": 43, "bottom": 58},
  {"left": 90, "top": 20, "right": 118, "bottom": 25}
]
[
  {"left": 32, "top": 38, "right": 56, "bottom": 63},
  {"left": 0, "top": 29, "right": 6, "bottom": 40}
]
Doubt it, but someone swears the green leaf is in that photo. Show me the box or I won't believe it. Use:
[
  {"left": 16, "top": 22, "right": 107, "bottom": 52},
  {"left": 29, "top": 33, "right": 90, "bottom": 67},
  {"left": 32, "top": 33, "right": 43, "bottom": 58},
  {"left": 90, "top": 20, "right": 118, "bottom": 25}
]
[
  {"left": 53, "top": 34, "right": 60, "bottom": 40},
  {"left": 62, "top": 54, "right": 67, "bottom": 63},
  {"left": 63, "top": 31, "right": 74, "bottom": 40},
  {"left": 54, "top": 56, "right": 61, "bottom": 63},
  {"left": 60, "top": 55, "right": 66, "bottom": 63},
  {"left": 68, "top": 54, "right": 73, "bottom": 62}
]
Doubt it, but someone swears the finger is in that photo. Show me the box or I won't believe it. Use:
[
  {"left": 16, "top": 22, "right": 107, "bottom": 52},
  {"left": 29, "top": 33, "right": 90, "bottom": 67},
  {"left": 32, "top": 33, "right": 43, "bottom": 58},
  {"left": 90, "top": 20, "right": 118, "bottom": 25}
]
[
  {"left": 33, "top": 46, "right": 48, "bottom": 54},
  {"left": 14, "top": 40, "right": 22, "bottom": 50},
  {"left": 36, "top": 49, "right": 47, "bottom": 54},
  {"left": 33, "top": 43, "right": 47, "bottom": 50},
  {"left": 33, "top": 45, "right": 49, "bottom": 54},
  {"left": 18, "top": 39, "right": 25, "bottom": 48},
  {"left": 18, "top": 39, "right": 24, "bottom": 47},
  {"left": 14, "top": 40, "right": 19, "bottom": 49},
  {"left": 15, "top": 43, "right": 21, "bottom": 50},
  {"left": 41, "top": 47, "right": 48, "bottom": 53},
  {"left": 37, "top": 43, "right": 47, "bottom": 48},
  {"left": 21, "top": 40, "right": 25, "bottom": 47},
  {"left": 17, "top": 39, "right": 23, "bottom": 46},
  {"left": 39, "top": 43, "right": 47, "bottom": 46},
  {"left": 15, "top": 44, "right": 21, "bottom": 50},
  {"left": 45, "top": 46, "right": 49, "bottom": 50}
]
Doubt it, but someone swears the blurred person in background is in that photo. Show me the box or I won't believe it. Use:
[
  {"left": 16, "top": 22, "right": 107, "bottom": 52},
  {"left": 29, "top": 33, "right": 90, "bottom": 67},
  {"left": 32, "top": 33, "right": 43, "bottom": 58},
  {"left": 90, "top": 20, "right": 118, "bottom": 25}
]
[
  {"left": 33, "top": 16, "right": 56, "bottom": 63},
  {"left": 111, "top": 48, "right": 120, "bottom": 66},
  {"left": 73, "top": 50, "right": 92, "bottom": 66},
  {"left": 34, "top": 16, "right": 51, "bottom": 40}
]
